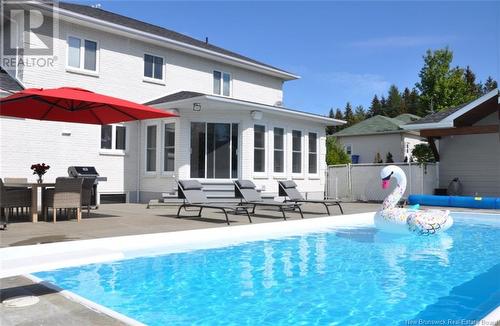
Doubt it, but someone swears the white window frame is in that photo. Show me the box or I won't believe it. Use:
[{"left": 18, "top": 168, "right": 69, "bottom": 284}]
[
  {"left": 344, "top": 144, "right": 353, "bottom": 155},
  {"left": 188, "top": 119, "right": 240, "bottom": 181},
  {"left": 271, "top": 126, "right": 286, "bottom": 178},
  {"left": 161, "top": 120, "right": 176, "bottom": 175},
  {"left": 307, "top": 131, "right": 319, "bottom": 178},
  {"left": 291, "top": 129, "right": 304, "bottom": 179},
  {"left": 144, "top": 122, "right": 159, "bottom": 174},
  {"left": 253, "top": 123, "right": 268, "bottom": 178},
  {"left": 213, "top": 70, "right": 232, "bottom": 97},
  {"left": 66, "top": 35, "right": 99, "bottom": 76},
  {"left": 143, "top": 52, "right": 166, "bottom": 85},
  {"left": 99, "top": 124, "right": 127, "bottom": 156}
]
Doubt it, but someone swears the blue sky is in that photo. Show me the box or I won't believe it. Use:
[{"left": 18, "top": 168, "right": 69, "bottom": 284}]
[{"left": 73, "top": 1, "right": 499, "bottom": 115}]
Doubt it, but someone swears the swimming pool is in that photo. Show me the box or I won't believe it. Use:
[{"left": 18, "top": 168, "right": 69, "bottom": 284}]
[{"left": 34, "top": 213, "right": 500, "bottom": 325}]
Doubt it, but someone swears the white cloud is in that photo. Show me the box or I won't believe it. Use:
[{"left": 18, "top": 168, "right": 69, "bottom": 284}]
[{"left": 349, "top": 35, "right": 456, "bottom": 48}]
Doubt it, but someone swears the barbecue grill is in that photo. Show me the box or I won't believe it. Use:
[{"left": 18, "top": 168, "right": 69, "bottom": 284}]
[{"left": 67, "top": 166, "right": 107, "bottom": 207}]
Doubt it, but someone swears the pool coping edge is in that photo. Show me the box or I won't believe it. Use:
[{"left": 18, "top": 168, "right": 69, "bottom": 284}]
[{"left": 24, "top": 274, "right": 146, "bottom": 326}]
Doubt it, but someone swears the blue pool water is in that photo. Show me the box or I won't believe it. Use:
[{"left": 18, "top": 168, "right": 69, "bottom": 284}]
[{"left": 35, "top": 217, "right": 500, "bottom": 325}]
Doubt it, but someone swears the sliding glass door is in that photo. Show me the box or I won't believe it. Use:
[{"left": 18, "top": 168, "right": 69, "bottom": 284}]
[{"left": 190, "top": 122, "right": 238, "bottom": 179}]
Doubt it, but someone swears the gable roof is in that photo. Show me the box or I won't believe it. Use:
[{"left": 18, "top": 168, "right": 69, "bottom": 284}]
[
  {"left": 54, "top": 2, "right": 297, "bottom": 80},
  {"left": 0, "top": 67, "right": 24, "bottom": 95},
  {"left": 145, "top": 91, "right": 344, "bottom": 125},
  {"left": 404, "top": 89, "right": 499, "bottom": 130},
  {"left": 333, "top": 114, "right": 420, "bottom": 137},
  {"left": 392, "top": 113, "right": 421, "bottom": 124}
]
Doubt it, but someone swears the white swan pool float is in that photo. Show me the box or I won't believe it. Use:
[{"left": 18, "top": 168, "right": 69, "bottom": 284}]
[{"left": 374, "top": 165, "right": 453, "bottom": 235}]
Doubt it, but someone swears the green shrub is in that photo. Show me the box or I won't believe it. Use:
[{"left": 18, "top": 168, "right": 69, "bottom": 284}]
[
  {"left": 412, "top": 143, "right": 435, "bottom": 164},
  {"left": 326, "top": 137, "right": 351, "bottom": 165}
]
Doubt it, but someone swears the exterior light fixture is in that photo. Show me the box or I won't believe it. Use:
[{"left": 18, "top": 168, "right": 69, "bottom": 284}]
[
  {"left": 251, "top": 110, "right": 263, "bottom": 120},
  {"left": 193, "top": 103, "right": 201, "bottom": 112}
]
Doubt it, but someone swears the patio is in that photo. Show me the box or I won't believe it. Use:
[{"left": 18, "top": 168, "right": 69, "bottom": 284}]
[{"left": 1, "top": 202, "right": 380, "bottom": 248}]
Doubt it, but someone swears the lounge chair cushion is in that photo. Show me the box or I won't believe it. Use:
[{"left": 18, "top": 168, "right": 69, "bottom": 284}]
[
  {"left": 280, "top": 180, "right": 297, "bottom": 189},
  {"left": 179, "top": 180, "right": 203, "bottom": 190},
  {"left": 235, "top": 180, "right": 256, "bottom": 189}
]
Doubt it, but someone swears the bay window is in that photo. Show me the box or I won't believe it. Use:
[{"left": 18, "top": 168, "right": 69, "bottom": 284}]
[
  {"left": 254, "top": 125, "right": 266, "bottom": 173},
  {"left": 292, "top": 130, "right": 302, "bottom": 173},
  {"left": 163, "top": 123, "right": 175, "bottom": 172},
  {"left": 308, "top": 132, "right": 318, "bottom": 174},
  {"left": 146, "top": 125, "right": 157, "bottom": 172},
  {"left": 274, "top": 127, "right": 284, "bottom": 173}
]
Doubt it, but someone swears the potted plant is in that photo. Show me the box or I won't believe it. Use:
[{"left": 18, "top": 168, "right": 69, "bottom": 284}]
[{"left": 31, "top": 163, "right": 50, "bottom": 183}]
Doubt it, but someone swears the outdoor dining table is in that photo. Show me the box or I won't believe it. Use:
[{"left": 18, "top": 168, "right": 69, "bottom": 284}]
[{"left": 4, "top": 182, "right": 55, "bottom": 223}]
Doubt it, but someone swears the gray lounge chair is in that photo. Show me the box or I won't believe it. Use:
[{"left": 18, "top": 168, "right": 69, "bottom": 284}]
[
  {"left": 278, "top": 180, "right": 343, "bottom": 215},
  {"left": 177, "top": 180, "right": 252, "bottom": 225},
  {"left": 234, "top": 180, "right": 304, "bottom": 220}
]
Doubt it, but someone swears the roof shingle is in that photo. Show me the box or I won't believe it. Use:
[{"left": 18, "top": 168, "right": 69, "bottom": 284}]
[
  {"left": 57, "top": 2, "right": 294, "bottom": 77},
  {"left": 333, "top": 114, "right": 420, "bottom": 136}
]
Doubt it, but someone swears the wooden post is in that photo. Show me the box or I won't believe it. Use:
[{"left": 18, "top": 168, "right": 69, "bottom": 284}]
[{"left": 426, "top": 137, "right": 440, "bottom": 162}]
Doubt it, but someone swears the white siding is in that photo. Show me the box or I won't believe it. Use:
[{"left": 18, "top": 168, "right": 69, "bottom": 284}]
[
  {"left": 438, "top": 113, "right": 500, "bottom": 196},
  {"left": 138, "top": 109, "right": 328, "bottom": 201},
  {"left": 337, "top": 133, "right": 410, "bottom": 163}
]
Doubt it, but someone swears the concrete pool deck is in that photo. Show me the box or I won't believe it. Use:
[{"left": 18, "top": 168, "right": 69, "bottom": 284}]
[{"left": 1, "top": 203, "right": 498, "bottom": 325}]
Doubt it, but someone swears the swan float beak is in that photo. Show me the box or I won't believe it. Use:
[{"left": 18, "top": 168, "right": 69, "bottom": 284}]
[{"left": 382, "top": 179, "right": 390, "bottom": 189}]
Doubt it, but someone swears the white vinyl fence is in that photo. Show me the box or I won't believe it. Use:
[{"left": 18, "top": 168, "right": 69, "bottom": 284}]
[{"left": 325, "top": 163, "right": 438, "bottom": 202}]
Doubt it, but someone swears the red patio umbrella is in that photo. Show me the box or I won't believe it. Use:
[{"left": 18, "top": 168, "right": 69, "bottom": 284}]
[{"left": 0, "top": 87, "right": 176, "bottom": 124}]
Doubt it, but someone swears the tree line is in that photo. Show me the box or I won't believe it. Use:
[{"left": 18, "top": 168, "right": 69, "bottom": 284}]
[{"left": 327, "top": 47, "right": 497, "bottom": 135}]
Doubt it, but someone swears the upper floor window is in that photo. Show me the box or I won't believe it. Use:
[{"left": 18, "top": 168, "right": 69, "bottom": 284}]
[
  {"left": 144, "top": 54, "right": 164, "bottom": 81},
  {"left": 308, "top": 132, "right": 318, "bottom": 174},
  {"left": 292, "top": 130, "right": 302, "bottom": 174},
  {"left": 213, "top": 70, "right": 231, "bottom": 96},
  {"left": 254, "top": 125, "right": 266, "bottom": 173},
  {"left": 67, "top": 36, "right": 97, "bottom": 71},
  {"left": 163, "top": 123, "right": 175, "bottom": 172},
  {"left": 101, "top": 125, "right": 126, "bottom": 151}
]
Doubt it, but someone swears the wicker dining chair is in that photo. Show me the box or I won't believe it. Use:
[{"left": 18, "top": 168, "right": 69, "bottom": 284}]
[
  {"left": 80, "top": 178, "right": 95, "bottom": 216},
  {"left": 0, "top": 178, "right": 32, "bottom": 223},
  {"left": 43, "top": 177, "right": 84, "bottom": 223}
]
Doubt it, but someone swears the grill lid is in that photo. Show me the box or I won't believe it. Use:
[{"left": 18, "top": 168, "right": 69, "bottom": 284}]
[{"left": 68, "top": 166, "right": 99, "bottom": 177}]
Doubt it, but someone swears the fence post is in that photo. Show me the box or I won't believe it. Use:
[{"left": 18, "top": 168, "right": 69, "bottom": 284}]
[{"left": 348, "top": 163, "right": 353, "bottom": 201}]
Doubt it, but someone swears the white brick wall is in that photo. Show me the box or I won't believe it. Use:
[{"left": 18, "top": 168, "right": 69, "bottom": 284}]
[
  {"left": 138, "top": 108, "right": 328, "bottom": 200},
  {"left": 14, "top": 20, "right": 283, "bottom": 106}
]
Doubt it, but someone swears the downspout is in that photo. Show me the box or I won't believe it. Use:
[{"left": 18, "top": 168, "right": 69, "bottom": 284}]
[{"left": 136, "top": 120, "right": 141, "bottom": 203}]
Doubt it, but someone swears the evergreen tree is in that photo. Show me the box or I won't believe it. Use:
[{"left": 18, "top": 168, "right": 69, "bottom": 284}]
[
  {"left": 353, "top": 105, "right": 366, "bottom": 123},
  {"left": 401, "top": 87, "right": 411, "bottom": 114},
  {"left": 385, "top": 85, "right": 403, "bottom": 117},
  {"left": 483, "top": 76, "right": 498, "bottom": 93},
  {"left": 334, "top": 108, "right": 344, "bottom": 132},
  {"left": 408, "top": 88, "right": 422, "bottom": 116},
  {"left": 380, "top": 96, "right": 387, "bottom": 116},
  {"left": 368, "top": 95, "right": 382, "bottom": 117},
  {"left": 464, "top": 66, "right": 482, "bottom": 97},
  {"left": 326, "top": 108, "right": 335, "bottom": 135},
  {"left": 344, "top": 102, "right": 355, "bottom": 126}
]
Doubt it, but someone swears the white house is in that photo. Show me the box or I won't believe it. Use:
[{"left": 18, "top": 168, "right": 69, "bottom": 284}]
[
  {"left": 333, "top": 114, "right": 425, "bottom": 163},
  {"left": 0, "top": 2, "right": 343, "bottom": 203},
  {"left": 404, "top": 89, "right": 500, "bottom": 197}
]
